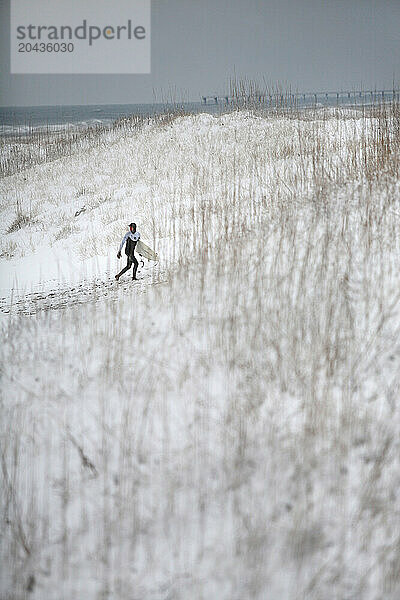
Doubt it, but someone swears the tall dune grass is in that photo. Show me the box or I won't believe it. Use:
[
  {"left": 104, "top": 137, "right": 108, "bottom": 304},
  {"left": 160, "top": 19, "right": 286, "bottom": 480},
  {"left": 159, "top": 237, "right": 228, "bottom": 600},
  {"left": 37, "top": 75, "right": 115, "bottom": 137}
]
[{"left": 1, "top": 95, "right": 400, "bottom": 599}]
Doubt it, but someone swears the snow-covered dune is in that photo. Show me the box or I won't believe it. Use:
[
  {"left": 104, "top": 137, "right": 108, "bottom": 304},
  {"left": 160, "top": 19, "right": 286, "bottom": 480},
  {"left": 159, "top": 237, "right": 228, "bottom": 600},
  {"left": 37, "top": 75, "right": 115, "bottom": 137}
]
[
  {"left": 0, "top": 109, "right": 369, "bottom": 297},
  {"left": 1, "top": 104, "right": 400, "bottom": 599}
]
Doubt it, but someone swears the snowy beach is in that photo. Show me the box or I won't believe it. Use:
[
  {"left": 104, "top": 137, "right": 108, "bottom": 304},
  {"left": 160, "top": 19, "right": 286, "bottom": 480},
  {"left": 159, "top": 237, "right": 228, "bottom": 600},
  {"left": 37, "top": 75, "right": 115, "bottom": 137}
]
[{"left": 1, "top": 102, "right": 400, "bottom": 599}]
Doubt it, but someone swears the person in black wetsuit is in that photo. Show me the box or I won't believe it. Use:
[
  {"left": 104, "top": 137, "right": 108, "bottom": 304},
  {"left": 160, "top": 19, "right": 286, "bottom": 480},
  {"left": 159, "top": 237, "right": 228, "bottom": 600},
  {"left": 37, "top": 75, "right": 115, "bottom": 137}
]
[{"left": 115, "top": 222, "right": 140, "bottom": 281}]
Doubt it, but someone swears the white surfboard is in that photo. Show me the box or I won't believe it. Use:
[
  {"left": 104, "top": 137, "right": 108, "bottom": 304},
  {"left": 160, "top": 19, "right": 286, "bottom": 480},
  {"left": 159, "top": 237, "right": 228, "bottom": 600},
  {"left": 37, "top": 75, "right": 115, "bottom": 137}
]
[{"left": 136, "top": 240, "right": 158, "bottom": 261}]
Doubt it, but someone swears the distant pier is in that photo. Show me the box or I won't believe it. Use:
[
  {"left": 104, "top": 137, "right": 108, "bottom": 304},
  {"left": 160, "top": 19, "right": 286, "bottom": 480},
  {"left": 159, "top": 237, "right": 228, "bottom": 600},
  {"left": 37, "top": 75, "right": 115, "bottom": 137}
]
[{"left": 201, "top": 89, "right": 400, "bottom": 105}]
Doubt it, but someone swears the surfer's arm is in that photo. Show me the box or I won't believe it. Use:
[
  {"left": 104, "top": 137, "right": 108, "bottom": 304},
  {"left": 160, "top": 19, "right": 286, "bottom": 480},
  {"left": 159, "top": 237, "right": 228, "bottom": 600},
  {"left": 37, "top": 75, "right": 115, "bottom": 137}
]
[{"left": 118, "top": 232, "right": 129, "bottom": 254}]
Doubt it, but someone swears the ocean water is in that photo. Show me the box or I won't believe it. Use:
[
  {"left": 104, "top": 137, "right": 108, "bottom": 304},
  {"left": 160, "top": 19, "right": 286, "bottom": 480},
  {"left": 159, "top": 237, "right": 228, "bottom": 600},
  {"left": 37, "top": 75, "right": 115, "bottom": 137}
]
[{"left": 0, "top": 102, "right": 222, "bottom": 134}]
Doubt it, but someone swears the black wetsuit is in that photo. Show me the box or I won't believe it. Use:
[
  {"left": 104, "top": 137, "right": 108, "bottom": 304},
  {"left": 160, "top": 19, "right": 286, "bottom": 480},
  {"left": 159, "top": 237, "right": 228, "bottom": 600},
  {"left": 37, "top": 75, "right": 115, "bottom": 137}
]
[{"left": 117, "top": 232, "right": 140, "bottom": 279}]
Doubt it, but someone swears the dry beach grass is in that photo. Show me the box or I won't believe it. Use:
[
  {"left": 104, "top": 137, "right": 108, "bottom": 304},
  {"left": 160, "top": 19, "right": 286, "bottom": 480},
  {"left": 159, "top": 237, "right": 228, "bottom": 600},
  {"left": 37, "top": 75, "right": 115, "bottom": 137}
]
[{"left": 1, "top": 95, "right": 400, "bottom": 599}]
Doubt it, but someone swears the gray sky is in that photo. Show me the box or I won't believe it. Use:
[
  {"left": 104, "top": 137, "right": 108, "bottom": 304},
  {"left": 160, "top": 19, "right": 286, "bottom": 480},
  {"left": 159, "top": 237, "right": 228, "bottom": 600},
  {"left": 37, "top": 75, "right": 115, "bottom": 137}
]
[{"left": 1, "top": 0, "right": 399, "bottom": 107}]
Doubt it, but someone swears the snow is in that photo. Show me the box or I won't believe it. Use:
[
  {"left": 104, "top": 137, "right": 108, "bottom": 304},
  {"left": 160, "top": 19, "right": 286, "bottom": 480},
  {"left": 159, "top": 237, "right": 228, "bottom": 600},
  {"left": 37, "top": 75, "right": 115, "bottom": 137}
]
[{"left": 1, "top": 104, "right": 400, "bottom": 599}]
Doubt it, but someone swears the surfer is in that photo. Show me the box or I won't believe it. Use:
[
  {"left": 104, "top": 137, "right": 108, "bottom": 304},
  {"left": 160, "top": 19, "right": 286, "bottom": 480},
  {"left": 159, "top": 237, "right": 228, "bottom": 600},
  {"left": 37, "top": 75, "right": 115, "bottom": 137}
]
[{"left": 115, "top": 222, "right": 140, "bottom": 281}]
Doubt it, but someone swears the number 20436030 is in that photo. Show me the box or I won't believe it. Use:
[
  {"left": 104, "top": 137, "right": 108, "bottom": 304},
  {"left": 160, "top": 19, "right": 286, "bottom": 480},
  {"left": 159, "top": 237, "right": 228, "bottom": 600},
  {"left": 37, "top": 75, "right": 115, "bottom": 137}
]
[{"left": 18, "top": 42, "right": 74, "bottom": 52}]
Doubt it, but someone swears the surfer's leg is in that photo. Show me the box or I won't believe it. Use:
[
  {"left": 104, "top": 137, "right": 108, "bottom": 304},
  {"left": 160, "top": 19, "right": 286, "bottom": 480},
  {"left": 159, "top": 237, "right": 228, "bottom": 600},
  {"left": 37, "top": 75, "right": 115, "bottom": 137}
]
[
  {"left": 116, "top": 258, "right": 133, "bottom": 279},
  {"left": 132, "top": 255, "right": 139, "bottom": 280}
]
